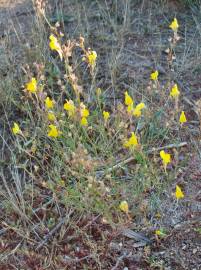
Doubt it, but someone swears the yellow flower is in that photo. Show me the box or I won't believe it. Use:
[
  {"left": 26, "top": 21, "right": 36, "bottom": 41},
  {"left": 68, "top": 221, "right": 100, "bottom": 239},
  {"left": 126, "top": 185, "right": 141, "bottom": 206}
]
[
  {"left": 155, "top": 230, "right": 166, "bottom": 237},
  {"left": 64, "top": 100, "right": 76, "bottom": 117},
  {"left": 175, "top": 185, "right": 184, "bottom": 199},
  {"left": 80, "top": 117, "right": 88, "bottom": 126},
  {"left": 133, "top": 102, "right": 145, "bottom": 117},
  {"left": 160, "top": 150, "right": 171, "bottom": 167},
  {"left": 133, "top": 108, "right": 142, "bottom": 117},
  {"left": 136, "top": 102, "right": 145, "bottom": 110},
  {"left": 124, "top": 132, "right": 138, "bottom": 148},
  {"left": 48, "top": 112, "right": 56, "bottom": 122},
  {"left": 82, "top": 108, "right": 89, "bottom": 117},
  {"left": 103, "top": 111, "right": 110, "bottom": 121},
  {"left": 169, "top": 18, "right": 179, "bottom": 32},
  {"left": 155, "top": 230, "right": 161, "bottom": 236},
  {"left": 170, "top": 84, "right": 180, "bottom": 98},
  {"left": 119, "top": 200, "right": 129, "bottom": 214},
  {"left": 80, "top": 103, "right": 89, "bottom": 118},
  {"left": 179, "top": 111, "right": 187, "bottom": 124},
  {"left": 12, "top": 122, "right": 21, "bottom": 135},
  {"left": 49, "top": 34, "right": 63, "bottom": 60},
  {"left": 45, "top": 97, "right": 54, "bottom": 109},
  {"left": 124, "top": 91, "right": 133, "bottom": 106},
  {"left": 87, "top": 50, "right": 97, "bottom": 67},
  {"left": 127, "top": 104, "right": 134, "bottom": 113},
  {"left": 26, "top": 77, "right": 37, "bottom": 93},
  {"left": 48, "top": 124, "right": 61, "bottom": 138},
  {"left": 58, "top": 179, "right": 65, "bottom": 187},
  {"left": 150, "top": 70, "right": 158, "bottom": 81},
  {"left": 96, "top": 88, "right": 102, "bottom": 96}
]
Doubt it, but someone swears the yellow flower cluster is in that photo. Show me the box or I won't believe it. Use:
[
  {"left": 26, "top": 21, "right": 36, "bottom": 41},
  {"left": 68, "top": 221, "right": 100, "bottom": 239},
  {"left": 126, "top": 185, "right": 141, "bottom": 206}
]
[
  {"left": 124, "top": 91, "right": 145, "bottom": 117},
  {"left": 80, "top": 103, "right": 90, "bottom": 126},
  {"left": 49, "top": 34, "right": 63, "bottom": 61},
  {"left": 169, "top": 84, "right": 187, "bottom": 125},
  {"left": 133, "top": 102, "right": 145, "bottom": 117},
  {"left": 124, "top": 132, "right": 138, "bottom": 148},
  {"left": 124, "top": 91, "right": 133, "bottom": 107},
  {"left": 63, "top": 100, "right": 90, "bottom": 126},
  {"left": 48, "top": 124, "right": 61, "bottom": 138},
  {"left": 64, "top": 100, "right": 76, "bottom": 117},
  {"left": 45, "top": 96, "right": 57, "bottom": 124}
]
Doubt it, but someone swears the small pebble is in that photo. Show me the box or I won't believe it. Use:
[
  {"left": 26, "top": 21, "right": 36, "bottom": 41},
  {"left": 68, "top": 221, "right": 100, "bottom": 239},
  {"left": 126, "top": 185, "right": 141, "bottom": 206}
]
[{"left": 192, "top": 248, "right": 197, "bottom": 254}]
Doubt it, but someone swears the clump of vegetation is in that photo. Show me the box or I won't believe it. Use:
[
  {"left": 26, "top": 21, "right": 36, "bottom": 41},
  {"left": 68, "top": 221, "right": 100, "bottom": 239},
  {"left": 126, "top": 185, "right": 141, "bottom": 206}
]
[
  {"left": 1, "top": 1, "right": 197, "bottom": 268},
  {"left": 10, "top": 15, "right": 185, "bottom": 217}
]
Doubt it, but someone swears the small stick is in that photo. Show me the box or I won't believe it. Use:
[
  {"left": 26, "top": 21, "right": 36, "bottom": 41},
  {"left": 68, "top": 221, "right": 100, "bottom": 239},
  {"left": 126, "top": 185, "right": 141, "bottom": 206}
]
[{"left": 146, "top": 141, "right": 187, "bottom": 153}]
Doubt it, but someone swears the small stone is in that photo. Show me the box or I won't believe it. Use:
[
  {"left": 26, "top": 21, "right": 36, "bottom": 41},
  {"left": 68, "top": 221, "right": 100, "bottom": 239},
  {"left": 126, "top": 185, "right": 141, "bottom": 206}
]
[
  {"left": 192, "top": 248, "right": 197, "bottom": 254},
  {"left": 182, "top": 245, "right": 186, "bottom": 250}
]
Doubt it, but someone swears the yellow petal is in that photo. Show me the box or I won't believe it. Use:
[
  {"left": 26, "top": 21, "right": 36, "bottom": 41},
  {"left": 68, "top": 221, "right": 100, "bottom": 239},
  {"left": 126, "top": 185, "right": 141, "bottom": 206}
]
[
  {"left": 170, "top": 84, "right": 180, "bottom": 98},
  {"left": 26, "top": 77, "right": 37, "bottom": 93},
  {"left": 64, "top": 100, "right": 76, "bottom": 117},
  {"left": 175, "top": 185, "right": 184, "bottom": 199},
  {"left": 155, "top": 230, "right": 162, "bottom": 236},
  {"left": 169, "top": 18, "right": 179, "bottom": 32},
  {"left": 155, "top": 230, "right": 166, "bottom": 237},
  {"left": 179, "top": 111, "right": 187, "bottom": 124},
  {"left": 133, "top": 102, "right": 145, "bottom": 117},
  {"left": 87, "top": 50, "right": 97, "bottom": 67},
  {"left": 82, "top": 108, "right": 89, "bottom": 118},
  {"left": 49, "top": 34, "right": 63, "bottom": 60},
  {"left": 135, "top": 102, "right": 145, "bottom": 111},
  {"left": 119, "top": 200, "right": 129, "bottom": 214},
  {"left": 124, "top": 91, "right": 133, "bottom": 106},
  {"left": 80, "top": 117, "right": 88, "bottom": 126},
  {"left": 133, "top": 108, "right": 141, "bottom": 117},
  {"left": 103, "top": 111, "right": 110, "bottom": 121},
  {"left": 150, "top": 70, "right": 158, "bottom": 81},
  {"left": 80, "top": 103, "right": 89, "bottom": 118},
  {"left": 96, "top": 88, "right": 102, "bottom": 96},
  {"left": 48, "top": 112, "right": 56, "bottom": 122},
  {"left": 124, "top": 132, "right": 138, "bottom": 148},
  {"left": 48, "top": 124, "right": 61, "bottom": 138},
  {"left": 45, "top": 97, "right": 54, "bottom": 109},
  {"left": 12, "top": 122, "right": 21, "bottom": 135},
  {"left": 160, "top": 150, "right": 171, "bottom": 165},
  {"left": 127, "top": 104, "right": 134, "bottom": 113}
]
